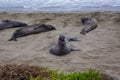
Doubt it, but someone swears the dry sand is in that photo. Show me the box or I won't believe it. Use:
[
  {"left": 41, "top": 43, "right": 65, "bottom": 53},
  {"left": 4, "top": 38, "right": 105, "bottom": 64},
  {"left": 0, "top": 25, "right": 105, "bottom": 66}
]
[{"left": 0, "top": 11, "right": 120, "bottom": 78}]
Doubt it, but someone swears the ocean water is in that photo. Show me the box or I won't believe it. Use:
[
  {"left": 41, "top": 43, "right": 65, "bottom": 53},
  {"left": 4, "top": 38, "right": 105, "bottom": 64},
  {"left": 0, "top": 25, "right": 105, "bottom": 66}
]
[{"left": 0, "top": 0, "right": 120, "bottom": 12}]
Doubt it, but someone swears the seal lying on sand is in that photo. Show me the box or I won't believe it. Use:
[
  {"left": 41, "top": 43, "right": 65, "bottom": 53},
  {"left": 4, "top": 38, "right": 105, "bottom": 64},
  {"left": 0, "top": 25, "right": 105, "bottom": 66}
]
[
  {"left": 80, "top": 17, "right": 97, "bottom": 35},
  {"left": 8, "top": 24, "right": 56, "bottom": 41},
  {"left": 0, "top": 20, "right": 27, "bottom": 30},
  {"left": 49, "top": 34, "right": 80, "bottom": 56}
]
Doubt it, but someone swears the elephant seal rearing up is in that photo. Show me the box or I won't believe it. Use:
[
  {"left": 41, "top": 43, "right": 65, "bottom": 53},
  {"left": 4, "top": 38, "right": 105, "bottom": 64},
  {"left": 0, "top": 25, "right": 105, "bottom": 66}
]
[
  {"left": 8, "top": 24, "right": 56, "bottom": 41},
  {"left": 80, "top": 17, "right": 97, "bottom": 35},
  {"left": 49, "top": 34, "right": 80, "bottom": 56},
  {"left": 0, "top": 20, "right": 27, "bottom": 30}
]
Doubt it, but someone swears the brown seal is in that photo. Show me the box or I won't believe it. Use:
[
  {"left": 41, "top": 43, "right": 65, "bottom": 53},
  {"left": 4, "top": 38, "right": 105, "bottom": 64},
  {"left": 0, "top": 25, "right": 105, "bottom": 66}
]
[
  {"left": 49, "top": 34, "right": 80, "bottom": 56},
  {"left": 8, "top": 24, "right": 56, "bottom": 41},
  {"left": 0, "top": 20, "right": 27, "bottom": 30},
  {"left": 80, "top": 17, "right": 97, "bottom": 35}
]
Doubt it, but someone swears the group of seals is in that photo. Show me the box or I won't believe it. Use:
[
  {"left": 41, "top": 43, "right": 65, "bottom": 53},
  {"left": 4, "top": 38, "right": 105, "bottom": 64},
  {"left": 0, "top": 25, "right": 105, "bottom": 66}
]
[
  {"left": 0, "top": 20, "right": 27, "bottom": 30},
  {"left": 0, "top": 17, "right": 97, "bottom": 56},
  {"left": 0, "top": 20, "right": 56, "bottom": 41},
  {"left": 50, "top": 17, "right": 98, "bottom": 55},
  {"left": 9, "top": 24, "right": 56, "bottom": 41},
  {"left": 49, "top": 34, "right": 80, "bottom": 55}
]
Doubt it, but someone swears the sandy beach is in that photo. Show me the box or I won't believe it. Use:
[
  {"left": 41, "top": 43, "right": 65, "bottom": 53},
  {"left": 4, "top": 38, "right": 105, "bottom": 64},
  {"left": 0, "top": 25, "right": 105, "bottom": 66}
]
[{"left": 0, "top": 11, "right": 120, "bottom": 78}]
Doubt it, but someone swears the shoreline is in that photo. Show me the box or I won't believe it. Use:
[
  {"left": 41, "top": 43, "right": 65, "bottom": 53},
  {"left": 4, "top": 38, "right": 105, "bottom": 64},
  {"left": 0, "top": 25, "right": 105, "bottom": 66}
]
[
  {"left": 0, "top": 9, "right": 120, "bottom": 14},
  {"left": 0, "top": 5, "right": 120, "bottom": 13}
]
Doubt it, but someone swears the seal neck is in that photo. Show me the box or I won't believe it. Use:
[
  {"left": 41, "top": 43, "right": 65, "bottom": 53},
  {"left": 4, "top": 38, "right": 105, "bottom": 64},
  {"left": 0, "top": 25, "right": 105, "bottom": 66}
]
[{"left": 58, "top": 40, "right": 67, "bottom": 49}]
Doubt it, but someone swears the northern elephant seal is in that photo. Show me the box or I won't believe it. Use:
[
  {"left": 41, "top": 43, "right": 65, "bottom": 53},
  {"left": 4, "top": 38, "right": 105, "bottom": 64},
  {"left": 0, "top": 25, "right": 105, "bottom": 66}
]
[
  {"left": 49, "top": 34, "right": 80, "bottom": 56},
  {"left": 0, "top": 20, "right": 27, "bottom": 30},
  {"left": 80, "top": 17, "right": 97, "bottom": 35},
  {"left": 8, "top": 24, "right": 56, "bottom": 41}
]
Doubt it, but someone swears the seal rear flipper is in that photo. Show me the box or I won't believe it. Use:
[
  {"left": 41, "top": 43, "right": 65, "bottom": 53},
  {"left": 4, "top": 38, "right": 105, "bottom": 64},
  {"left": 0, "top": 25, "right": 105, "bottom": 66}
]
[
  {"left": 68, "top": 37, "right": 80, "bottom": 41},
  {"left": 71, "top": 48, "right": 80, "bottom": 51}
]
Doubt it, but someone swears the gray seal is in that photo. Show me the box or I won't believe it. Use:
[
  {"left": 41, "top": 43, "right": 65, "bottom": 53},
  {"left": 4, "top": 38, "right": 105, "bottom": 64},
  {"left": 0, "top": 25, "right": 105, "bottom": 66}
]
[
  {"left": 0, "top": 20, "right": 27, "bottom": 30},
  {"left": 80, "top": 17, "right": 97, "bottom": 35},
  {"left": 8, "top": 24, "right": 56, "bottom": 41},
  {"left": 49, "top": 34, "right": 80, "bottom": 56}
]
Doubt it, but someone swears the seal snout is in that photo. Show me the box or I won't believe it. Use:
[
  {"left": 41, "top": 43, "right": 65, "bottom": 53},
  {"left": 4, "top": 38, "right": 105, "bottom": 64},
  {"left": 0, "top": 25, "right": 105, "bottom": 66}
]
[
  {"left": 81, "top": 17, "right": 89, "bottom": 24},
  {"left": 59, "top": 34, "right": 65, "bottom": 42},
  {"left": 51, "top": 26, "right": 56, "bottom": 30},
  {"left": 47, "top": 25, "right": 56, "bottom": 30}
]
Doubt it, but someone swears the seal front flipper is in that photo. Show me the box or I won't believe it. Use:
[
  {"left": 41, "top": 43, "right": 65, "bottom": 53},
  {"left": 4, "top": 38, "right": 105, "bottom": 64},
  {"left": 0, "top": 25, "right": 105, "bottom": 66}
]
[
  {"left": 8, "top": 29, "right": 20, "bottom": 41},
  {"left": 80, "top": 28, "right": 86, "bottom": 35},
  {"left": 8, "top": 37, "right": 17, "bottom": 41},
  {"left": 33, "top": 24, "right": 43, "bottom": 30},
  {"left": 8, "top": 33, "right": 17, "bottom": 41}
]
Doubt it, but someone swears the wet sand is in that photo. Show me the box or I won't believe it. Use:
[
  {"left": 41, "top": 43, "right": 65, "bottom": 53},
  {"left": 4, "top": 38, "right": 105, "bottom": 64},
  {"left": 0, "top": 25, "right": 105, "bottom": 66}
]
[{"left": 0, "top": 11, "right": 120, "bottom": 78}]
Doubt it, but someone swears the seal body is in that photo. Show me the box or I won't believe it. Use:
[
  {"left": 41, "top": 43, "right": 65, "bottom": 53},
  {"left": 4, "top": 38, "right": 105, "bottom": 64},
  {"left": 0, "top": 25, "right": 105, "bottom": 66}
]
[
  {"left": 80, "top": 17, "right": 97, "bottom": 35},
  {"left": 8, "top": 24, "right": 56, "bottom": 41},
  {"left": 0, "top": 20, "right": 27, "bottom": 30},
  {"left": 50, "top": 34, "right": 79, "bottom": 56}
]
